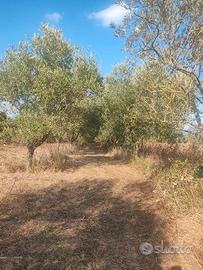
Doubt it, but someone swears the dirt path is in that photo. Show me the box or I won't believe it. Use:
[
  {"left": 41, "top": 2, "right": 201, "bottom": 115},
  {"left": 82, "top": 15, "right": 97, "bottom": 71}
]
[{"left": 0, "top": 146, "right": 201, "bottom": 269}]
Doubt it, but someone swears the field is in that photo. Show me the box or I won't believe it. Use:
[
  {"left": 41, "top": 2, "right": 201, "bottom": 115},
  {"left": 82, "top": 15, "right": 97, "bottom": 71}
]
[{"left": 0, "top": 143, "right": 202, "bottom": 270}]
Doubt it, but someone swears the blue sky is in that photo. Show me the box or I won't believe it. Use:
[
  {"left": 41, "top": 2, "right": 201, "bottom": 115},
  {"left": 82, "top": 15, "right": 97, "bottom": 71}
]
[{"left": 0, "top": 0, "right": 130, "bottom": 75}]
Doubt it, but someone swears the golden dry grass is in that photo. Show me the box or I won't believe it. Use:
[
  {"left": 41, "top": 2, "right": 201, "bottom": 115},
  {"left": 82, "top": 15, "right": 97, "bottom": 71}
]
[
  {"left": 107, "top": 147, "right": 129, "bottom": 160},
  {"left": 33, "top": 143, "right": 79, "bottom": 171},
  {"left": 143, "top": 141, "right": 203, "bottom": 164},
  {"left": 0, "top": 144, "right": 27, "bottom": 173},
  {"left": 0, "top": 143, "right": 202, "bottom": 270},
  {"left": 134, "top": 142, "right": 203, "bottom": 213},
  {"left": 0, "top": 143, "right": 79, "bottom": 173}
]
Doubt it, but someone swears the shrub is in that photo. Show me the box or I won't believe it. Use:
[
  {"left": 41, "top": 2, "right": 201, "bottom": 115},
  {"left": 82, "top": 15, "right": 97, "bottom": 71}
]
[{"left": 153, "top": 159, "right": 203, "bottom": 212}]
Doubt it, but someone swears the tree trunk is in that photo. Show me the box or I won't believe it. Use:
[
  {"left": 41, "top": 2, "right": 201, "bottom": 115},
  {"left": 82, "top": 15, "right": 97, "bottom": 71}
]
[
  {"left": 194, "top": 83, "right": 202, "bottom": 126},
  {"left": 137, "top": 141, "right": 144, "bottom": 157},
  {"left": 27, "top": 145, "right": 35, "bottom": 169}
]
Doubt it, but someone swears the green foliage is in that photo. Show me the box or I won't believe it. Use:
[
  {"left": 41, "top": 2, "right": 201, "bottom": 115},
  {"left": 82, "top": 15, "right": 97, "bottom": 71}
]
[
  {"left": 15, "top": 113, "right": 54, "bottom": 148},
  {"left": 79, "top": 96, "right": 102, "bottom": 143},
  {"left": 0, "top": 113, "right": 14, "bottom": 143},
  {"left": 97, "top": 88, "right": 127, "bottom": 146},
  {"left": 195, "top": 165, "right": 203, "bottom": 178},
  {"left": 0, "top": 24, "right": 102, "bottom": 164},
  {"left": 97, "top": 62, "right": 191, "bottom": 149},
  {"left": 116, "top": 0, "right": 202, "bottom": 124},
  {"left": 0, "top": 22, "right": 197, "bottom": 171},
  {"left": 0, "top": 112, "right": 6, "bottom": 134},
  {"left": 0, "top": 111, "right": 7, "bottom": 122}
]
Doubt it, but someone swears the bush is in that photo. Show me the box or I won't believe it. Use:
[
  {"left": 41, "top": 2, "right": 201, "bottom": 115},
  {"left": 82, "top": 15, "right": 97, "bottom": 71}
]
[{"left": 153, "top": 159, "right": 203, "bottom": 212}]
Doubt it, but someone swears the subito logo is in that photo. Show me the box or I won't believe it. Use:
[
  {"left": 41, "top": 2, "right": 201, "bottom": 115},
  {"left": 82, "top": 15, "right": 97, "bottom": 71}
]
[{"left": 139, "top": 242, "right": 154, "bottom": 255}]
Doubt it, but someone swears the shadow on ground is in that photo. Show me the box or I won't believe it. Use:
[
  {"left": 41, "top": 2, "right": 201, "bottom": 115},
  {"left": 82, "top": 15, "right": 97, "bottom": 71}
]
[
  {"left": 0, "top": 177, "right": 168, "bottom": 270},
  {"left": 68, "top": 148, "right": 128, "bottom": 171}
]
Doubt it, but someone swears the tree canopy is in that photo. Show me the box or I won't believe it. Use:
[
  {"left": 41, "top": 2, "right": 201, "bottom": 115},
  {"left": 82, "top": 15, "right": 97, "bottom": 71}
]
[
  {"left": 97, "top": 61, "right": 193, "bottom": 148},
  {"left": 0, "top": 24, "right": 102, "bottom": 166},
  {"left": 0, "top": 21, "right": 199, "bottom": 166},
  {"left": 116, "top": 0, "right": 203, "bottom": 124}
]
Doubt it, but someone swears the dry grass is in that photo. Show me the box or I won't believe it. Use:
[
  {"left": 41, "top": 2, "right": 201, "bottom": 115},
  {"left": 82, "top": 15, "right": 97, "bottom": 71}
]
[
  {"left": 153, "top": 159, "right": 203, "bottom": 212},
  {"left": 33, "top": 143, "right": 79, "bottom": 171},
  {"left": 132, "top": 141, "right": 203, "bottom": 212},
  {"left": 106, "top": 142, "right": 203, "bottom": 212},
  {"left": 0, "top": 143, "right": 202, "bottom": 269},
  {"left": 107, "top": 147, "right": 129, "bottom": 160},
  {"left": 1, "top": 160, "right": 26, "bottom": 173},
  {"left": 0, "top": 144, "right": 27, "bottom": 173},
  {"left": 106, "top": 141, "right": 203, "bottom": 213},
  {"left": 0, "top": 143, "right": 168, "bottom": 270},
  {"left": 130, "top": 155, "right": 160, "bottom": 178},
  {"left": 143, "top": 141, "right": 203, "bottom": 164},
  {"left": 0, "top": 179, "right": 166, "bottom": 270},
  {"left": 0, "top": 143, "right": 79, "bottom": 173},
  {"left": 108, "top": 141, "right": 203, "bottom": 167}
]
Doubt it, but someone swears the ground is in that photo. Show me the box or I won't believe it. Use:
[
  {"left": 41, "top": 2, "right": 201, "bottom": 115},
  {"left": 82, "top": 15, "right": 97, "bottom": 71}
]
[{"left": 0, "top": 144, "right": 202, "bottom": 270}]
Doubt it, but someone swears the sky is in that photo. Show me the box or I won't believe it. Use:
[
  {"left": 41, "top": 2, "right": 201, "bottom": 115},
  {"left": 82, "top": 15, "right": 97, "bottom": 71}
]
[{"left": 0, "top": 0, "right": 130, "bottom": 75}]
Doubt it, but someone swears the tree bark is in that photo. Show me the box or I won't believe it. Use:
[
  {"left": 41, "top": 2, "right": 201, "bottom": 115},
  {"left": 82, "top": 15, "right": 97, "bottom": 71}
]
[{"left": 27, "top": 145, "right": 35, "bottom": 169}]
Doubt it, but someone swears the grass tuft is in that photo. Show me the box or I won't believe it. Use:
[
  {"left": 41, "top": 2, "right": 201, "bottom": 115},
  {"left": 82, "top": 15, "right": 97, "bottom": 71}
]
[
  {"left": 108, "top": 147, "right": 129, "bottom": 160},
  {"left": 33, "top": 143, "right": 78, "bottom": 171}
]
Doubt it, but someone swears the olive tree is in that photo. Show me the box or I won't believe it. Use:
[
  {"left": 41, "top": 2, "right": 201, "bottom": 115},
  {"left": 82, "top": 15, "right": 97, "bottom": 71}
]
[
  {"left": 0, "top": 111, "right": 7, "bottom": 138},
  {"left": 97, "top": 62, "right": 194, "bottom": 150},
  {"left": 116, "top": 0, "right": 203, "bottom": 125},
  {"left": 15, "top": 113, "right": 54, "bottom": 168},
  {"left": 0, "top": 24, "right": 102, "bottom": 167}
]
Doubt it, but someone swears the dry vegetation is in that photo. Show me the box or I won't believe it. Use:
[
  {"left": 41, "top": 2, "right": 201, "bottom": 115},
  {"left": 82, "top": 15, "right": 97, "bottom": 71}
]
[
  {"left": 108, "top": 142, "right": 203, "bottom": 212},
  {"left": 143, "top": 141, "right": 203, "bottom": 164},
  {"left": 0, "top": 143, "right": 79, "bottom": 174},
  {"left": 0, "top": 144, "right": 27, "bottom": 174},
  {"left": 33, "top": 143, "right": 79, "bottom": 171},
  {"left": 144, "top": 142, "right": 203, "bottom": 209},
  {"left": 0, "top": 143, "right": 202, "bottom": 270},
  {"left": 107, "top": 147, "right": 129, "bottom": 161}
]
